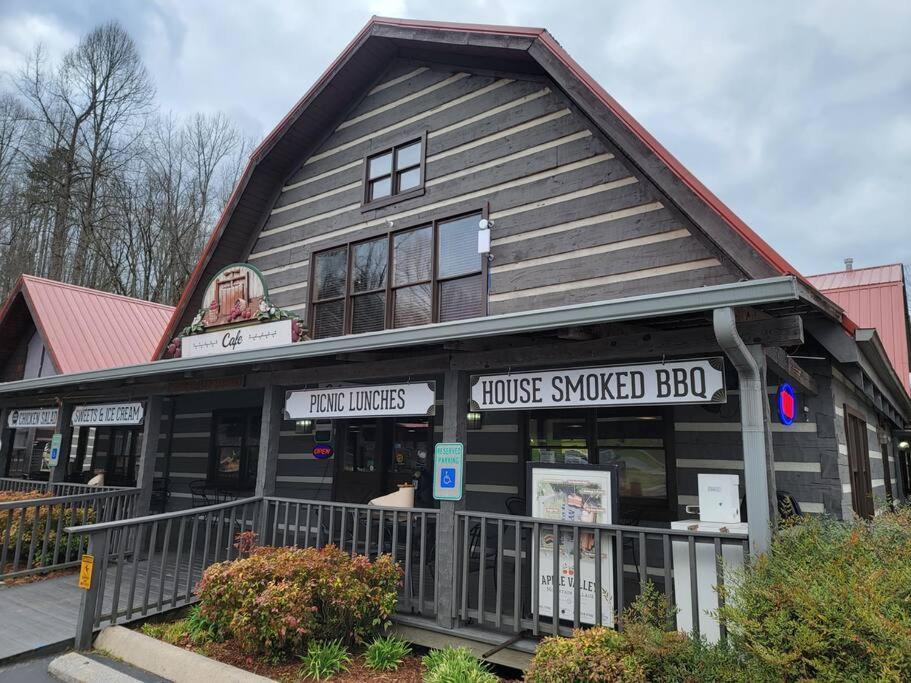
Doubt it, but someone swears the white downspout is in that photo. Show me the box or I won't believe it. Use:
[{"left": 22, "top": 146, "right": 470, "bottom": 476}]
[{"left": 713, "top": 307, "right": 772, "bottom": 554}]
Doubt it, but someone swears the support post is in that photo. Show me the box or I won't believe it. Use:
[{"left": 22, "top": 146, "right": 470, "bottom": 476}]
[
  {"left": 74, "top": 529, "right": 107, "bottom": 650},
  {"left": 436, "top": 368, "right": 469, "bottom": 629},
  {"left": 0, "top": 407, "right": 12, "bottom": 477},
  {"left": 713, "top": 308, "right": 773, "bottom": 555},
  {"left": 48, "top": 402, "right": 74, "bottom": 483},
  {"left": 135, "top": 396, "right": 163, "bottom": 515},
  {"left": 255, "top": 385, "right": 282, "bottom": 498}
]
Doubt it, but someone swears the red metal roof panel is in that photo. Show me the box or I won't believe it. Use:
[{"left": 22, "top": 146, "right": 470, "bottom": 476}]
[{"left": 13, "top": 276, "right": 174, "bottom": 375}]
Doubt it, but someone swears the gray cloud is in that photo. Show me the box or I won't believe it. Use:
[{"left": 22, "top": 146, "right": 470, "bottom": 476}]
[{"left": 1, "top": 0, "right": 908, "bottom": 275}]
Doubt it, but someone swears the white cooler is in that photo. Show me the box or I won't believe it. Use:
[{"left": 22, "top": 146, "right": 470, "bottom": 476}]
[{"left": 670, "top": 519, "right": 747, "bottom": 643}]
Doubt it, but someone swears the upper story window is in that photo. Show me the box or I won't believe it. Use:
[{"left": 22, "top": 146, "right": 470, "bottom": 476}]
[
  {"left": 364, "top": 136, "right": 425, "bottom": 206},
  {"left": 311, "top": 211, "right": 486, "bottom": 339}
]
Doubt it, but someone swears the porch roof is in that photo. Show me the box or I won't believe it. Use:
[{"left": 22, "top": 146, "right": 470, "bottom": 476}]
[{"left": 0, "top": 276, "right": 825, "bottom": 399}]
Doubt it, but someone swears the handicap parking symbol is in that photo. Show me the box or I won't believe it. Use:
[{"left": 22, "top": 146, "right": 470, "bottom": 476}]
[{"left": 440, "top": 467, "right": 456, "bottom": 489}]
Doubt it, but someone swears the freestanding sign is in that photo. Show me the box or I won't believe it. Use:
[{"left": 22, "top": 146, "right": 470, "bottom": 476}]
[
  {"left": 48, "top": 433, "right": 63, "bottom": 468},
  {"left": 285, "top": 382, "right": 436, "bottom": 420},
  {"left": 471, "top": 358, "right": 726, "bottom": 411},
  {"left": 433, "top": 442, "right": 464, "bottom": 501},
  {"left": 528, "top": 463, "right": 619, "bottom": 626}
]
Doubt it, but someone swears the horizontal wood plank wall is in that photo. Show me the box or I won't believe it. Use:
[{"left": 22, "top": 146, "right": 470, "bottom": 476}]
[
  {"left": 154, "top": 390, "right": 263, "bottom": 511},
  {"left": 275, "top": 420, "right": 335, "bottom": 500},
  {"left": 246, "top": 58, "right": 742, "bottom": 319},
  {"left": 673, "top": 363, "right": 843, "bottom": 518}
]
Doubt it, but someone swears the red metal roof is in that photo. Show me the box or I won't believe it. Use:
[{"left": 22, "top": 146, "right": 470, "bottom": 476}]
[
  {"left": 0, "top": 275, "right": 174, "bottom": 375},
  {"left": 807, "top": 265, "right": 911, "bottom": 393}
]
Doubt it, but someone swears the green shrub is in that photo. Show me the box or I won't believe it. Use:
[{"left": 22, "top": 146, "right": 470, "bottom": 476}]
[
  {"left": 298, "top": 639, "right": 350, "bottom": 680},
  {"left": 526, "top": 582, "right": 759, "bottom": 683},
  {"left": 184, "top": 605, "right": 219, "bottom": 645},
  {"left": 719, "top": 509, "right": 911, "bottom": 682},
  {"left": 423, "top": 646, "right": 498, "bottom": 683},
  {"left": 195, "top": 544, "right": 401, "bottom": 658},
  {"left": 364, "top": 635, "right": 410, "bottom": 671}
]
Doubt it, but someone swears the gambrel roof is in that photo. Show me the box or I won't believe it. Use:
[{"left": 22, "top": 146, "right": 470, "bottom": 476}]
[{"left": 155, "top": 16, "right": 808, "bottom": 357}]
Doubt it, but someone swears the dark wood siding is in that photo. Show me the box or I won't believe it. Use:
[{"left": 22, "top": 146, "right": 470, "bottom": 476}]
[{"left": 246, "top": 58, "right": 743, "bottom": 323}]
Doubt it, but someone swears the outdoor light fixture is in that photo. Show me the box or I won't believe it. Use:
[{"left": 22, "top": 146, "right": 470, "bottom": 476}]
[
  {"left": 295, "top": 419, "right": 314, "bottom": 435},
  {"left": 466, "top": 411, "right": 483, "bottom": 430},
  {"left": 900, "top": 441, "right": 911, "bottom": 451},
  {"left": 477, "top": 218, "right": 492, "bottom": 254}
]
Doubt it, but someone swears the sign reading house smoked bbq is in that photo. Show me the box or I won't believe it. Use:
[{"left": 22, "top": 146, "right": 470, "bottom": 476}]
[
  {"left": 471, "top": 358, "right": 726, "bottom": 411},
  {"left": 7, "top": 407, "right": 58, "bottom": 429},
  {"left": 72, "top": 402, "right": 145, "bottom": 427},
  {"left": 285, "top": 382, "right": 436, "bottom": 420}
]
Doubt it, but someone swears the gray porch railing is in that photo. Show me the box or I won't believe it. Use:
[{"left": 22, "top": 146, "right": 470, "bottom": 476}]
[
  {"left": 260, "top": 497, "right": 439, "bottom": 617},
  {"left": 0, "top": 477, "right": 128, "bottom": 496},
  {"left": 67, "top": 496, "right": 261, "bottom": 649},
  {"left": 1, "top": 487, "right": 141, "bottom": 580},
  {"left": 454, "top": 510, "right": 749, "bottom": 639}
]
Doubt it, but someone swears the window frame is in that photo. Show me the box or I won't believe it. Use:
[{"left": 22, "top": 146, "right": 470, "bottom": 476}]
[
  {"left": 309, "top": 206, "right": 489, "bottom": 339},
  {"left": 207, "top": 408, "right": 262, "bottom": 491},
  {"left": 361, "top": 132, "right": 428, "bottom": 210}
]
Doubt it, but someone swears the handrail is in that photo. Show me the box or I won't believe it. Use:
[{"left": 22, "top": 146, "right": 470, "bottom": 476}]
[
  {"left": 454, "top": 510, "right": 749, "bottom": 539},
  {"left": 264, "top": 495, "right": 438, "bottom": 516},
  {"left": 1, "top": 488, "right": 141, "bottom": 511},
  {"left": 66, "top": 496, "right": 262, "bottom": 534}
]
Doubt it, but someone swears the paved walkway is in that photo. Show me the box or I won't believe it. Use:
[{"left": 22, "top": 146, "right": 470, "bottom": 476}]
[{"left": 0, "top": 574, "right": 83, "bottom": 661}]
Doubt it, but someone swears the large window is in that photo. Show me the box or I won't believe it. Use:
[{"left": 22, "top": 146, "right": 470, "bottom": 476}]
[
  {"left": 209, "top": 410, "right": 261, "bottom": 490},
  {"left": 527, "top": 409, "right": 673, "bottom": 521},
  {"left": 364, "top": 137, "right": 425, "bottom": 205},
  {"left": 310, "top": 211, "right": 486, "bottom": 339}
]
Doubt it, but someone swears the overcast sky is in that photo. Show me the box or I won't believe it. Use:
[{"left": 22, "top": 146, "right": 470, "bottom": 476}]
[{"left": 1, "top": 0, "right": 908, "bottom": 276}]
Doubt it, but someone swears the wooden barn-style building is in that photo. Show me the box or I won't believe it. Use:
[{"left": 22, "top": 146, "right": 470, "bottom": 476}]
[{"left": 1, "top": 18, "right": 909, "bottom": 660}]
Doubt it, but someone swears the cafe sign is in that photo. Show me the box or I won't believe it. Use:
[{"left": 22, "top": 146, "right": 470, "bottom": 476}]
[
  {"left": 182, "top": 319, "right": 293, "bottom": 358},
  {"left": 471, "top": 358, "right": 726, "bottom": 411},
  {"left": 8, "top": 407, "right": 58, "bottom": 429},
  {"left": 72, "top": 402, "right": 145, "bottom": 427},
  {"left": 285, "top": 382, "right": 436, "bottom": 420}
]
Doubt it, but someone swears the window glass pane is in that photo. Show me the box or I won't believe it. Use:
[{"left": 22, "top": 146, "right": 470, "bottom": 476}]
[
  {"left": 395, "top": 141, "right": 421, "bottom": 169},
  {"left": 352, "top": 239, "right": 387, "bottom": 292},
  {"left": 438, "top": 213, "right": 481, "bottom": 279},
  {"left": 314, "top": 247, "right": 347, "bottom": 299},
  {"left": 313, "top": 300, "right": 344, "bottom": 339},
  {"left": 352, "top": 292, "right": 386, "bottom": 334},
  {"left": 440, "top": 274, "right": 483, "bottom": 322},
  {"left": 368, "top": 152, "right": 392, "bottom": 179},
  {"left": 397, "top": 167, "right": 421, "bottom": 192},
  {"left": 393, "top": 226, "right": 432, "bottom": 286},
  {"left": 393, "top": 284, "right": 432, "bottom": 328},
  {"left": 597, "top": 415, "right": 667, "bottom": 498},
  {"left": 369, "top": 177, "right": 391, "bottom": 200},
  {"left": 528, "top": 416, "right": 590, "bottom": 464}
]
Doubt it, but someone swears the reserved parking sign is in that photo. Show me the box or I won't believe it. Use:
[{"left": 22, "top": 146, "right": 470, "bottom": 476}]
[{"left": 433, "top": 442, "right": 464, "bottom": 501}]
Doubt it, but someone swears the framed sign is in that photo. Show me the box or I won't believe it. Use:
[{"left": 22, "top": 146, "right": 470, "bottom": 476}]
[
  {"left": 7, "top": 407, "right": 58, "bottom": 429},
  {"left": 285, "top": 382, "right": 436, "bottom": 420},
  {"left": 433, "top": 442, "right": 464, "bottom": 501},
  {"left": 472, "top": 358, "right": 726, "bottom": 411},
  {"left": 527, "top": 462, "right": 620, "bottom": 626},
  {"left": 72, "top": 402, "right": 145, "bottom": 427},
  {"left": 182, "top": 319, "right": 293, "bottom": 358}
]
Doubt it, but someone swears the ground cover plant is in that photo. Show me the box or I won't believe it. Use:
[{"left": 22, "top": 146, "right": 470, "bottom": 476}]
[
  {"left": 365, "top": 635, "right": 411, "bottom": 671},
  {"left": 423, "top": 646, "right": 499, "bottom": 683}
]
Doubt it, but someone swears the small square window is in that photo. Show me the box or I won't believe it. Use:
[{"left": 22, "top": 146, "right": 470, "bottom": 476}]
[
  {"left": 396, "top": 142, "right": 421, "bottom": 169},
  {"left": 369, "top": 177, "right": 392, "bottom": 201},
  {"left": 368, "top": 152, "right": 392, "bottom": 180},
  {"left": 364, "top": 137, "right": 424, "bottom": 205},
  {"left": 397, "top": 167, "right": 421, "bottom": 193}
]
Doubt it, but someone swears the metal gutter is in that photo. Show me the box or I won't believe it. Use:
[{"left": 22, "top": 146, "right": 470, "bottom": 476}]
[{"left": 0, "top": 276, "right": 801, "bottom": 397}]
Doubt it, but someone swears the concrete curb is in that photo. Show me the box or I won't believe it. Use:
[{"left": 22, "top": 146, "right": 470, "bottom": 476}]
[
  {"left": 94, "top": 626, "right": 275, "bottom": 683},
  {"left": 48, "top": 652, "right": 140, "bottom": 683}
]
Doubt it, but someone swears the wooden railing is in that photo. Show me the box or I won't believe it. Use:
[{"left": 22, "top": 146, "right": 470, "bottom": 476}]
[
  {"left": 0, "top": 477, "right": 128, "bottom": 496},
  {"left": 1, "top": 487, "right": 141, "bottom": 580},
  {"left": 454, "top": 511, "right": 749, "bottom": 640},
  {"left": 260, "top": 497, "right": 439, "bottom": 617},
  {"left": 67, "top": 497, "right": 260, "bottom": 649}
]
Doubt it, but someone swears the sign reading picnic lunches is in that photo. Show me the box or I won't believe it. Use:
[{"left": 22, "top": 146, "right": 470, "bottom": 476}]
[
  {"left": 7, "top": 407, "right": 58, "bottom": 429},
  {"left": 72, "top": 402, "right": 145, "bottom": 427},
  {"left": 285, "top": 382, "right": 437, "bottom": 420},
  {"left": 470, "top": 358, "right": 726, "bottom": 411}
]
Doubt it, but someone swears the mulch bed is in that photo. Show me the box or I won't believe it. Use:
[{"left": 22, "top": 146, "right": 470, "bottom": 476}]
[{"left": 1, "top": 566, "right": 78, "bottom": 586}]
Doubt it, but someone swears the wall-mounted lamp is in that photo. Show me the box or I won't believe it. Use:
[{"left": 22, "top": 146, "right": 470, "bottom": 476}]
[
  {"left": 466, "top": 411, "right": 483, "bottom": 430},
  {"left": 477, "top": 218, "right": 493, "bottom": 255},
  {"left": 899, "top": 441, "right": 910, "bottom": 451},
  {"left": 295, "top": 419, "right": 314, "bottom": 435}
]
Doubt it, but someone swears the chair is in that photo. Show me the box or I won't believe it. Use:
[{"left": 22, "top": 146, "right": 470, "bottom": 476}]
[
  {"left": 151, "top": 478, "right": 171, "bottom": 514},
  {"left": 189, "top": 479, "right": 211, "bottom": 508},
  {"left": 505, "top": 496, "right": 526, "bottom": 516}
]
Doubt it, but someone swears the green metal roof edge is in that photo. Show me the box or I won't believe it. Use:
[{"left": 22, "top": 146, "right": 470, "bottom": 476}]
[{"left": 0, "top": 276, "right": 801, "bottom": 397}]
